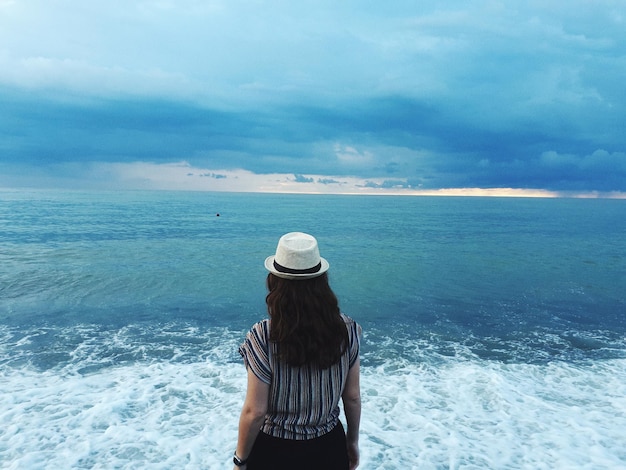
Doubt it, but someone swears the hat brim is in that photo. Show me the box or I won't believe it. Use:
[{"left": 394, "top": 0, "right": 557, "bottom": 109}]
[{"left": 264, "top": 255, "right": 330, "bottom": 280}]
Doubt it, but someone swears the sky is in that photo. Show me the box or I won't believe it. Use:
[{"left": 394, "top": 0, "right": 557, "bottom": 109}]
[{"left": 1, "top": 0, "right": 625, "bottom": 197}]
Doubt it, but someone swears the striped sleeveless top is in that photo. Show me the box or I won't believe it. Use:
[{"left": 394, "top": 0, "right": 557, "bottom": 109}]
[{"left": 239, "top": 314, "right": 361, "bottom": 440}]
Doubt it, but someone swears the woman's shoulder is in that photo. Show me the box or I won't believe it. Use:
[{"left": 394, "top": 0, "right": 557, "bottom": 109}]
[
  {"left": 340, "top": 313, "right": 362, "bottom": 336},
  {"left": 248, "top": 318, "right": 270, "bottom": 335}
]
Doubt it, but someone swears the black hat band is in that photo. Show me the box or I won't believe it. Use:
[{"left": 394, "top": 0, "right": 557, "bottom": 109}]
[{"left": 273, "top": 260, "right": 322, "bottom": 275}]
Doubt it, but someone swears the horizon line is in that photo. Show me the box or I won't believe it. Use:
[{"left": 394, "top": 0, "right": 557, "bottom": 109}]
[{"left": 2, "top": 185, "right": 625, "bottom": 200}]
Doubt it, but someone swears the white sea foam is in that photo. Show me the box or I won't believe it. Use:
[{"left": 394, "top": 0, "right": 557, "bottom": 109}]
[
  {"left": 1, "top": 359, "right": 244, "bottom": 469},
  {"left": 2, "top": 336, "right": 625, "bottom": 469},
  {"left": 359, "top": 358, "right": 626, "bottom": 469}
]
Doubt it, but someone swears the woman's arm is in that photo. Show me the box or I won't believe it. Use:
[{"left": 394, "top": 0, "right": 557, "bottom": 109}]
[
  {"left": 234, "top": 368, "right": 269, "bottom": 469},
  {"left": 342, "top": 357, "right": 361, "bottom": 470}
]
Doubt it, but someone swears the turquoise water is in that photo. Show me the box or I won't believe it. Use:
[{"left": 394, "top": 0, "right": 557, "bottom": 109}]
[{"left": 1, "top": 189, "right": 625, "bottom": 469}]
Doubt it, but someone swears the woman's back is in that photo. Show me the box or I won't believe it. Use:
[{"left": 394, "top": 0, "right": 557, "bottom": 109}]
[{"left": 240, "top": 314, "right": 360, "bottom": 440}]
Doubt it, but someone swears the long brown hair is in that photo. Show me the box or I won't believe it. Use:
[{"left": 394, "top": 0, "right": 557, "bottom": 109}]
[{"left": 266, "top": 272, "right": 348, "bottom": 369}]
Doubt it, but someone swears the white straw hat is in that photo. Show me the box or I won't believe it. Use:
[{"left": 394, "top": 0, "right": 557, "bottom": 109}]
[{"left": 264, "top": 232, "right": 330, "bottom": 280}]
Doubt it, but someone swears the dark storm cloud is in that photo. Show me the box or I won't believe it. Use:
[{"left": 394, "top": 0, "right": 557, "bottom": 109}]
[{"left": 1, "top": 1, "right": 625, "bottom": 193}]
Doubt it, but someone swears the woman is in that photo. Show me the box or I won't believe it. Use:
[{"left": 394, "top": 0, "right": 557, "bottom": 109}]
[{"left": 234, "top": 232, "right": 361, "bottom": 470}]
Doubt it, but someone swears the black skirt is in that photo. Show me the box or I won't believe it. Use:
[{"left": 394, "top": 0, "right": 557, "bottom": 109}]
[{"left": 246, "top": 422, "right": 349, "bottom": 470}]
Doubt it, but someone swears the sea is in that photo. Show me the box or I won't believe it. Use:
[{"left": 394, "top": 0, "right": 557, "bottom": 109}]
[{"left": 1, "top": 189, "right": 625, "bottom": 470}]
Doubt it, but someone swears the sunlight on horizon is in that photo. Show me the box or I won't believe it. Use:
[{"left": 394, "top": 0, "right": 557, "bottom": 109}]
[{"left": 3, "top": 161, "right": 624, "bottom": 199}]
